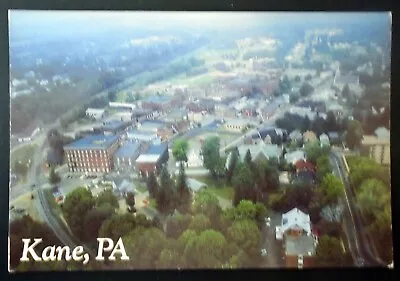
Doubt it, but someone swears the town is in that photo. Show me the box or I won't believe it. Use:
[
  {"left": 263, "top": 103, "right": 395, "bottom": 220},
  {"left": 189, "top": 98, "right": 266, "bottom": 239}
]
[{"left": 9, "top": 11, "right": 392, "bottom": 271}]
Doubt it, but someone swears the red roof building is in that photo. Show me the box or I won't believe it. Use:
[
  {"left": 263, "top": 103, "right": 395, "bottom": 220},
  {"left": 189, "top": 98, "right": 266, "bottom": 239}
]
[{"left": 295, "top": 160, "right": 316, "bottom": 173}]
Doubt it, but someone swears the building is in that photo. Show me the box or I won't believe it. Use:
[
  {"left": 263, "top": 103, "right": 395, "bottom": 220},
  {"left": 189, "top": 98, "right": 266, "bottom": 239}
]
[
  {"left": 64, "top": 134, "right": 120, "bottom": 173},
  {"left": 319, "top": 133, "right": 330, "bottom": 147},
  {"left": 164, "top": 108, "right": 188, "bottom": 123},
  {"left": 275, "top": 208, "right": 317, "bottom": 268},
  {"left": 289, "top": 130, "right": 303, "bottom": 143},
  {"left": 333, "top": 70, "right": 360, "bottom": 92},
  {"left": 137, "top": 120, "right": 168, "bottom": 133},
  {"left": 86, "top": 108, "right": 106, "bottom": 120},
  {"left": 285, "top": 150, "right": 306, "bottom": 165},
  {"left": 237, "top": 143, "right": 281, "bottom": 163},
  {"left": 141, "top": 95, "right": 179, "bottom": 111},
  {"left": 186, "top": 149, "right": 204, "bottom": 168},
  {"left": 303, "top": 131, "right": 318, "bottom": 143},
  {"left": 126, "top": 129, "right": 159, "bottom": 143},
  {"left": 327, "top": 132, "right": 341, "bottom": 145},
  {"left": 135, "top": 144, "right": 169, "bottom": 176},
  {"left": 187, "top": 111, "right": 205, "bottom": 123},
  {"left": 360, "top": 128, "right": 390, "bottom": 165},
  {"left": 113, "top": 141, "right": 148, "bottom": 172},
  {"left": 252, "top": 127, "right": 287, "bottom": 144},
  {"left": 294, "top": 160, "right": 316, "bottom": 173},
  {"left": 224, "top": 119, "right": 249, "bottom": 133},
  {"left": 109, "top": 102, "right": 136, "bottom": 111},
  {"left": 101, "top": 120, "right": 131, "bottom": 135}
]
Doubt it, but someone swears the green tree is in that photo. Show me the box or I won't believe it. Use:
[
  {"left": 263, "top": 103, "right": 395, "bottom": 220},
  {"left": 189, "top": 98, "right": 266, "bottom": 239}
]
[
  {"left": 232, "top": 163, "right": 257, "bottom": 206},
  {"left": 165, "top": 213, "right": 192, "bottom": 239},
  {"left": 294, "top": 75, "right": 301, "bottom": 82},
  {"left": 341, "top": 84, "right": 351, "bottom": 99},
  {"left": 227, "top": 219, "right": 261, "bottom": 257},
  {"left": 192, "top": 190, "right": 222, "bottom": 226},
  {"left": 289, "top": 93, "right": 299, "bottom": 104},
  {"left": 99, "top": 213, "right": 138, "bottom": 241},
  {"left": 304, "top": 142, "right": 330, "bottom": 165},
  {"left": 188, "top": 214, "right": 211, "bottom": 233},
  {"left": 96, "top": 189, "right": 119, "bottom": 210},
  {"left": 147, "top": 171, "right": 159, "bottom": 198},
  {"left": 156, "top": 167, "right": 176, "bottom": 214},
  {"left": 176, "top": 162, "right": 192, "bottom": 213},
  {"left": 299, "top": 82, "right": 314, "bottom": 97},
  {"left": 302, "top": 116, "right": 311, "bottom": 132},
  {"left": 315, "top": 235, "right": 352, "bottom": 267},
  {"left": 368, "top": 205, "right": 393, "bottom": 263},
  {"left": 201, "top": 136, "right": 222, "bottom": 178},
  {"left": 357, "top": 179, "right": 390, "bottom": 221},
  {"left": 346, "top": 120, "right": 363, "bottom": 149},
  {"left": 325, "top": 111, "right": 338, "bottom": 132},
  {"left": 319, "top": 174, "right": 344, "bottom": 205},
  {"left": 316, "top": 155, "right": 332, "bottom": 182},
  {"left": 48, "top": 167, "right": 61, "bottom": 186},
  {"left": 172, "top": 139, "right": 189, "bottom": 162},
  {"left": 226, "top": 148, "right": 239, "bottom": 184},
  {"left": 156, "top": 249, "right": 182, "bottom": 269},
  {"left": 83, "top": 207, "right": 113, "bottom": 242},
  {"left": 244, "top": 149, "right": 252, "bottom": 166},
  {"left": 108, "top": 90, "right": 117, "bottom": 102},
  {"left": 62, "top": 187, "right": 95, "bottom": 239},
  {"left": 126, "top": 192, "right": 135, "bottom": 209}
]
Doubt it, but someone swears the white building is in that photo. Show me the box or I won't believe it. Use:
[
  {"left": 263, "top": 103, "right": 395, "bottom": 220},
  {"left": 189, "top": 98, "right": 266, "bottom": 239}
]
[
  {"left": 285, "top": 150, "right": 306, "bottom": 165},
  {"left": 86, "top": 108, "right": 105, "bottom": 120}
]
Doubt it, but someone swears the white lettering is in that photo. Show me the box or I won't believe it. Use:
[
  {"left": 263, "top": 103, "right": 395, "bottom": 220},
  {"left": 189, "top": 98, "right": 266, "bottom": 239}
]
[
  {"left": 96, "top": 238, "right": 114, "bottom": 261},
  {"left": 42, "top": 245, "right": 56, "bottom": 262},
  {"left": 109, "top": 238, "right": 129, "bottom": 261},
  {"left": 55, "top": 246, "right": 72, "bottom": 261},
  {"left": 72, "top": 246, "right": 85, "bottom": 262},
  {"left": 20, "top": 238, "right": 42, "bottom": 262}
]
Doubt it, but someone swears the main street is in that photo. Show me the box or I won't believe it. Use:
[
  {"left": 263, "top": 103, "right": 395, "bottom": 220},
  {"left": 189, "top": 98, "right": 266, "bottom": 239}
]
[{"left": 330, "top": 149, "right": 386, "bottom": 267}]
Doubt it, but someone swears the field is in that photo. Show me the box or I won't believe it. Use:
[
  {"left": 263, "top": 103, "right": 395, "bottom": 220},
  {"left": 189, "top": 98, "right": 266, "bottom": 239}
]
[
  {"left": 193, "top": 176, "right": 234, "bottom": 201},
  {"left": 10, "top": 143, "right": 37, "bottom": 167}
]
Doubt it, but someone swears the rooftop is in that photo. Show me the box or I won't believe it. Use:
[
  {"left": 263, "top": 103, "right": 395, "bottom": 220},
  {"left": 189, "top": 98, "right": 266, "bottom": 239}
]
[
  {"left": 186, "top": 178, "right": 207, "bottom": 193},
  {"left": 361, "top": 135, "right": 390, "bottom": 145},
  {"left": 281, "top": 208, "right": 311, "bottom": 234},
  {"left": 65, "top": 134, "right": 119, "bottom": 150},
  {"left": 285, "top": 235, "right": 316, "bottom": 256},
  {"left": 143, "top": 95, "right": 172, "bottom": 104},
  {"left": 238, "top": 143, "right": 281, "bottom": 161},
  {"left": 145, "top": 143, "right": 168, "bottom": 155},
  {"left": 374, "top": 127, "right": 390, "bottom": 139},
  {"left": 102, "top": 120, "right": 128, "bottom": 131},
  {"left": 114, "top": 142, "right": 142, "bottom": 159},
  {"left": 138, "top": 120, "right": 166, "bottom": 132}
]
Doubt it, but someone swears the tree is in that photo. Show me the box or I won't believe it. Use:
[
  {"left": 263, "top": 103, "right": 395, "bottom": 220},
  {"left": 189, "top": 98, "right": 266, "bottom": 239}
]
[
  {"left": 320, "top": 174, "right": 344, "bottom": 205},
  {"left": 156, "top": 167, "right": 177, "bottom": 214},
  {"left": 289, "top": 93, "right": 299, "bottom": 104},
  {"left": 62, "top": 187, "right": 95, "bottom": 239},
  {"left": 156, "top": 249, "right": 182, "bottom": 269},
  {"left": 304, "top": 142, "right": 330, "bottom": 165},
  {"left": 165, "top": 213, "right": 192, "bottom": 239},
  {"left": 227, "top": 219, "right": 261, "bottom": 257},
  {"left": 357, "top": 179, "right": 390, "bottom": 221},
  {"left": 96, "top": 189, "right": 119, "bottom": 210},
  {"left": 201, "top": 136, "right": 222, "bottom": 178},
  {"left": 83, "top": 207, "right": 114, "bottom": 242},
  {"left": 182, "top": 229, "right": 230, "bottom": 268},
  {"left": 48, "top": 167, "right": 61, "bottom": 186},
  {"left": 224, "top": 200, "right": 267, "bottom": 227},
  {"left": 172, "top": 139, "right": 189, "bottom": 162},
  {"left": 99, "top": 213, "right": 138, "bottom": 241},
  {"left": 325, "top": 111, "right": 338, "bottom": 132},
  {"left": 226, "top": 148, "right": 239, "bottom": 184},
  {"left": 341, "top": 84, "right": 351, "bottom": 99},
  {"left": 147, "top": 171, "right": 159, "bottom": 198},
  {"left": 192, "top": 190, "right": 222, "bottom": 227},
  {"left": 244, "top": 149, "right": 252, "bottom": 166},
  {"left": 299, "top": 82, "right": 314, "bottom": 97},
  {"left": 108, "top": 90, "right": 117, "bottom": 102},
  {"left": 316, "top": 155, "right": 332, "bottom": 182},
  {"left": 188, "top": 214, "right": 211, "bottom": 233},
  {"left": 126, "top": 192, "right": 135, "bottom": 209},
  {"left": 232, "top": 163, "right": 257, "bottom": 206},
  {"left": 302, "top": 116, "right": 311, "bottom": 132},
  {"left": 305, "top": 74, "right": 312, "bottom": 81},
  {"left": 315, "top": 235, "right": 352, "bottom": 267},
  {"left": 320, "top": 204, "right": 344, "bottom": 223},
  {"left": 176, "top": 162, "right": 192, "bottom": 213},
  {"left": 368, "top": 206, "right": 393, "bottom": 263},
  {"left": 294, "top": 75, "right": 301, "bottom": 82},
  {"left": 346, "top": 120, "right": 363, "bottom": 149}
]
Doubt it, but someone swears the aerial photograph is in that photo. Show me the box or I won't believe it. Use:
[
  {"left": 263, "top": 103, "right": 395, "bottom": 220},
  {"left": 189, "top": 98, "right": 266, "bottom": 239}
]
[{"left": 8, "top": 11, "right": 392, "bottom": 271}]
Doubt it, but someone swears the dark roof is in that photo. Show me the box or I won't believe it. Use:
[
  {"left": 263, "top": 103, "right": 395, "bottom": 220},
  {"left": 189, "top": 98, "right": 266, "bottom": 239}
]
[
  {"left": 145, "top": 143, "right": 168, "bottom": 155},
  {"left": 293, "top": 171, "right": 316, "bottom": 184},
  {"left": 64, "top": 134, "right": 119, "bottom": 150},
  {"left": 102, "top": 120, "right": 129, "bottom": 131},
  {"left": 114, "top": 142, "right": 142, "bottom": 158}
]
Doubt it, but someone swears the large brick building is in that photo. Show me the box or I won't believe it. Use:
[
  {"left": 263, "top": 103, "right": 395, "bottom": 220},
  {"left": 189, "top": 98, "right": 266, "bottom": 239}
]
[
  {"left": 64, "top": 134, "right": 120, "bottom": 173},
  {"left": 135, "top": 143, "right": 169, "bottom": 176}
]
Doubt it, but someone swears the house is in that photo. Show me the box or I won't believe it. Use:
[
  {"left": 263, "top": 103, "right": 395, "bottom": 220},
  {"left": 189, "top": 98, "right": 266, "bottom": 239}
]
[
  {"left": 137, "top": 120, "right": 167, "bottom": 133},
  {"left": 215, "top": 104, "right": 236, "bottom": 119},
  {"left": 252, "top": 127, "right": 287, "bottom": 144},
  {"left": 292, "top": 170, "right": 316, "bottom": 185},
  {"left": 188, "top": 111, "right": 205, "bottom": 123},
  {"left": 285, "top": 150, "right": 306, "bottom": 165},
  {"left": 374, "top": 127, "right": 390, "bottom": 139},
  {"left": 279, "top": 172, "right": 290, "bottom": 185},
  {"left": 140, "top": 95, "right": 179, "bottom": 112},
  {"left": 224, "top": 119, "right": 249, "bottom": 133},
  {"left": 303, "top": 131, "right": 318, "bottom": 143},
  {"left": 294, "top": 160, "right": 316, "bottom": 173},
  {"left": 319, "top": 133, "right": 330, "bottom": 147},
  {"left": 289, "top": 130, "right": 303, "bottom": 142},
  {"left": 86, "top": 108, "right": 106, "bottom": 120},
  {"left": 275, "top": 208, "right": 317, "bottom": 268},
  {"left": 164, "top": 108, "right": 188, "bottom": 123},
  {"left": 109, "top": 102, "right": 136, "bottom": 111},
  {"left": 64, "top": 134, "right": 120, "bottom": 173},
  {"left": 113, "top": 141, "right": 147, "bottom": 172},
  {"left": 157, "top": 127, "right": 175, "bottom": 142},
  {"left": 186, "top": 178, "right": 207, "bottom": 194},
  {"left": 135, "top": 144, "right": 169, "bottom": 176},
  {"left": 186, "top": 149, "right": 204, "bottom": 168},
  {"left": 333, "top": 70, "right": 360, "bottom": 92},
  {"left": 241, "top": 105, "right": 258, "bottom": 117},
  {"left": 236, "top": 143, "right": 281, "bottom": 163},
  {"left": 257, "top": 102, "right": 280, "bottom": 121}
]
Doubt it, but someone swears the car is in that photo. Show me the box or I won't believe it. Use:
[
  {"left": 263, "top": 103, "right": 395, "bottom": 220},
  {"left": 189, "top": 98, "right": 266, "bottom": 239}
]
[
  {"left": 266, "top": 222, "right": 271, "bottom": 227},
  {"left": 261, "top": 249, "right": 268, "bottom": 257}
]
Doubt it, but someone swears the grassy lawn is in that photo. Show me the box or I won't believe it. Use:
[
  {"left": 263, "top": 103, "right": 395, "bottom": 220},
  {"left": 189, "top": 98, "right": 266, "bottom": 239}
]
[
  {"left": 43, "top": 188, "right": 62, "bottom": 215},
  {"left": 136, "top": 184, "right": 147, "bottom": 193},
  {"left": 193, "top": 176, "right": 234, "bottom": 201},
  {"left": 149, "top": 198, "right": 157, "bottom": 209},
  {"left": 10, "top": 144, "right": 37, "bottom": 167}
]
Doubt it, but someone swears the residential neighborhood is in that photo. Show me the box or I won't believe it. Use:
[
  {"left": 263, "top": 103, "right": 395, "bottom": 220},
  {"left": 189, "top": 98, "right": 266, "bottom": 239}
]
[{"left": 9, "top": 11, "right": 392, "bottom": 271}]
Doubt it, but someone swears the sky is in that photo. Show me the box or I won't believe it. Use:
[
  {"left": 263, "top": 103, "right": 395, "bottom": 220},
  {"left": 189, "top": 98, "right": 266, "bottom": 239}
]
[{"left": 9, "top": 11, "right": 391, "bottom": 40}]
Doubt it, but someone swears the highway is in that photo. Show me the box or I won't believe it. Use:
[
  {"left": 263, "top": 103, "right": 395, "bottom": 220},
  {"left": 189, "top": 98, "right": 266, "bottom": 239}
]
[{"left": 330, "top": 149, "right": 386, "bottom": 267}]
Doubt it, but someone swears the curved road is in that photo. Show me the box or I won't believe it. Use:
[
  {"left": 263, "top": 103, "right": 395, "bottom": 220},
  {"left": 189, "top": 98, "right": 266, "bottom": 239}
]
[{"left": 330, "top": 150, "right": 386, "bottom": 267}]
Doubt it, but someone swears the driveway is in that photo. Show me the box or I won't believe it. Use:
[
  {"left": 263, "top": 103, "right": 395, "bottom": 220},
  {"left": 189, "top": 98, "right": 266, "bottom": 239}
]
[{"left": 261, "top": 212, "right": 284, "bottom": 268}]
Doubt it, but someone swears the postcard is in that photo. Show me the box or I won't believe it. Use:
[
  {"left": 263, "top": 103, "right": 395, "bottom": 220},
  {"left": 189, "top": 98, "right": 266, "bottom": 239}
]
[{"left": 8, "top": 11, "right": 393, "bottom": 271}]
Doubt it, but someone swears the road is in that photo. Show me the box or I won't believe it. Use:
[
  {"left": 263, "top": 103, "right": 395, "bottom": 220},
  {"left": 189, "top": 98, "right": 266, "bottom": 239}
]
[{"left": 330, "top": 149, "right": 386, "bottom": 267}]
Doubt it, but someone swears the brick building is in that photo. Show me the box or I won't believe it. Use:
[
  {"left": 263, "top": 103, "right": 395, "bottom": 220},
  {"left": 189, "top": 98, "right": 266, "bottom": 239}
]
[
  {"left": 135, "top": 144, "right": 169, "bottom": 176},
  {"left": 64, "top": 134, "right": 120, "bottom": 173}
]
